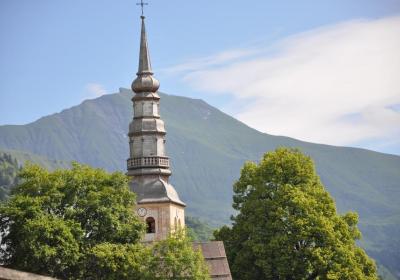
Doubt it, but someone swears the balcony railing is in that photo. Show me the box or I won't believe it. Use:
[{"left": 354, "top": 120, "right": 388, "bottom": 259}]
[{"left": 127, "top": 156, "right": 170, "bottom": 169}]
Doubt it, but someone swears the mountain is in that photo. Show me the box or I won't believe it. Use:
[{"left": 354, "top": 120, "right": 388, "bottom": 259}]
[
  {"left": 0, "top": 148, "right": 70, "bottom": 170},
  {"left": 0, "top": 152, "right": 20, "bottom": 200},
  {"left": 0, "top": 88, "right": 399, "bottom": 278}
]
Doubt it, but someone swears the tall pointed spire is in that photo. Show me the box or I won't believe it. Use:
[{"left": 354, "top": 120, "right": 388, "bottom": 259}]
[
  {"left": 138, "top": 16, "right": 152, "bottom": 74},
  {"left": 132, "top": 15, "right": 160, "bottom": 93}
]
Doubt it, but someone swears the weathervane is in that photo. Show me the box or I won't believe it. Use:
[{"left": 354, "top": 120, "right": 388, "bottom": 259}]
[{"left": 136, "top": 0, "right": 148, "bottom": 16}]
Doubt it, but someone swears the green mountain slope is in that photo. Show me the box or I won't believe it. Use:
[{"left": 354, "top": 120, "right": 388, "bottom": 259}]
[
  {"left": 0, "top": 88, "right": 399, "bottom": 278},
  {"left": 0, "top": 148, "right": 71, "bottom": 170},
  {"left": 0, "top": 149, "right": 71, "bottom": 200},
  {"left": 0, "top": 152, "right": 20, "bottom": 200}
]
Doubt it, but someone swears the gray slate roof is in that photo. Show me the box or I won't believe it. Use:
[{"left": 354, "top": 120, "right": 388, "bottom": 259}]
[
  {"left": 130, "top": 177, "right": 186, "bottom": 206},
  {"left": 194, "top": 241, "right": 233, "bottom": 280}
]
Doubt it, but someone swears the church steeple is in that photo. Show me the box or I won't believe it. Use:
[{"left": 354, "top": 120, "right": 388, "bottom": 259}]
[
  {"left": 128, "top": 14, "right": 169, "bottom": 178},
  {"left": 128, "top": 11, "right": 185, "bottom": 241}
]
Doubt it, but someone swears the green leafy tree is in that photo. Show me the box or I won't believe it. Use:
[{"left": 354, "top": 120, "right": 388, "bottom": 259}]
[
  {"left": 0, "top": 163, "right": 146, "bottom": 279},
  {"left": 0, "top": 163, "right": 210, "bottom": 280},
  {"left": 85, "top": 230, "right": 210, "bottom": 280},
  {"left": 150, "top": 230, "right": 210, "bottom": 280},
  {"left": 85, "top": 243, "right": 153, "bottom": 280},
  {"left": 214, "top": 148, "right": 378, "bottom": 280}
]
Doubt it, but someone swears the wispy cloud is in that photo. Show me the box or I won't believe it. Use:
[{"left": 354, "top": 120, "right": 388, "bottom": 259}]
[
  {"left": 161, "top": 48, "right": 260, "bottom": 75},
  {"left": 83, "top": 83, "right": 108, "bottom": 100},
  {"left": 166, "top": 16, "right": 400, "bottom": 153}
]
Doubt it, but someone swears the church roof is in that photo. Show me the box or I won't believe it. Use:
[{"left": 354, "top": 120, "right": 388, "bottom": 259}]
[
  {"left": 193, "top": 241, "right": 232, "bottom": 279},
  {"left": 130, "top": 177, "right": 186, "bottom": 207}
]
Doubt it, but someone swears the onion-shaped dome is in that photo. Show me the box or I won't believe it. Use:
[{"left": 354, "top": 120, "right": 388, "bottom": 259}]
[{"left": 132, "top": 74, "right": 160, "bottom": 93}]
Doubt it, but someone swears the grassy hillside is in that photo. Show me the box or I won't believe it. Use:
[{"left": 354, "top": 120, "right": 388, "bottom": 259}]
[
  {"left": 0, "top": 149, "right": 71, "bottom": 201},
  {"left": 0, "top": 88, "right": 399, "bottom": 278},
  {"left": 0, "top": 152, "right": 19, "bottom": 200},
  {"left": 0, "top": 148, "right": 71, "bottom": 170}
]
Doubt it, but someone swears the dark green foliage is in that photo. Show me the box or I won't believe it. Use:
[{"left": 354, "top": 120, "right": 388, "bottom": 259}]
[
  {"left": 85, "top": 243, "right": 153, "bottom": 280},
  {"left": 186, "top": 216, "right": 214, "bottom": 241},
  {"left": 0, "top": 153, "right": 20, "bottom": 200},
  {"left": 215, "top": 148, "right": 378, "bottom": 280},
  {"left": 0, "top": 163, "right": 145, "bottom": 279},
  {"left": 85, "top": 230, "right": 210, "bottom": 280},
  {"left": 0, "top": 163, "right": 210, "bottom": 279},
  {"left": 0, "top": 89, "right": 399, "bottom": 277},
  {"left": 150, "top": 230, "right": 210, "bottom": 280}
]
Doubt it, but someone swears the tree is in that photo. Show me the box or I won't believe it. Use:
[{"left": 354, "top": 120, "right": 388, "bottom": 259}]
[
  {"left": 0, "top": 163, "right": 146, "bottom": 279},
  {"left": 0, "top": 163, "right": 210, "bottom": 280},
  {"left": 85, "top": 230, "right": 210, "bottom": 280},
  {"left": 85, "top": 243, "right": 153, "bottom": 280},
  {"left": 150, "top": 230, "right": 210, "bottom": 280},
  {"left": 214, "top": 148, "right": 378, "bottom": 280}
]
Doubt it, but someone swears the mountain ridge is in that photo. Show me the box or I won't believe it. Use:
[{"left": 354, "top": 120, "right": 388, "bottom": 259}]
[
  {"left": 0, "top": 88, "right": 399, "bottom": 278},
  {"left": 4, "top": 88, "right": 397, "bottom": 157}
]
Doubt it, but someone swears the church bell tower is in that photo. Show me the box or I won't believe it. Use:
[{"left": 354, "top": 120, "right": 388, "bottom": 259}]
[{"left": 127, "top": 14, "right": 186, "bottom": 242}]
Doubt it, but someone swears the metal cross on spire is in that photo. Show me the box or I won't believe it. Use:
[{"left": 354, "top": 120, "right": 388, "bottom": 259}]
[{"left": 136, "top": 0, "right": 148, "bottom": 16}]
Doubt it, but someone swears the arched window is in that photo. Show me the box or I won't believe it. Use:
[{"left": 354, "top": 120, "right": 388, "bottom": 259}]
[
  {"left": 174, "top": 217, "right": 178, "bottom": 231},
  {"left": 146, "top": 217, "right": 156, "bottom": 233}
]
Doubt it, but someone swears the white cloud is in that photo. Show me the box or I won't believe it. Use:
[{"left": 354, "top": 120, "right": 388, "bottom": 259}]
[
  {"left": 84, "top": 83, "right": 108, "bottom": 100},
  {"left": 161, "top": 48, "right": 260, "bottom": 75},
  {"left": 168, "top": 16, "right": 400, "bottom": 151}
]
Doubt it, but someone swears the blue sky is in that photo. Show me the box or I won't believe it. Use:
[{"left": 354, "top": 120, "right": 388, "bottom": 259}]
[{"left": 1, "top": 0, "right": 399, "bottom": 155}]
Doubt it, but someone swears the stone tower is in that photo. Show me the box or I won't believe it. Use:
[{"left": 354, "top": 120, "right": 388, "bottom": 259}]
[{"left": 127, "top": 15, "right": 186, "bottom": 242}]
